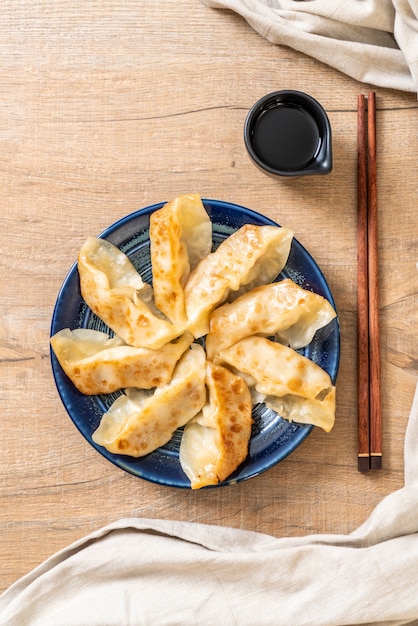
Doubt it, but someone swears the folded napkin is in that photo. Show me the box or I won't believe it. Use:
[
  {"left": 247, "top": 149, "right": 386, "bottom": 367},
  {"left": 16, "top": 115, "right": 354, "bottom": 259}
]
[
  {"left": 200, "top": 0, "right": 418, "bottom": 96},
  {"left": 0, "top": 381, "right": 417, "bottom": 625}
]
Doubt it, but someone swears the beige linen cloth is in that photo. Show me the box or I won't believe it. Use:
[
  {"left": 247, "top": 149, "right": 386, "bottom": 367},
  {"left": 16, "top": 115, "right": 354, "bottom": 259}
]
[
  {"left": 200, "top": 0, "right": 418, "bottom": 96},
  {"left": 0, "top": 382, "right": 417, "bottom": 625}
]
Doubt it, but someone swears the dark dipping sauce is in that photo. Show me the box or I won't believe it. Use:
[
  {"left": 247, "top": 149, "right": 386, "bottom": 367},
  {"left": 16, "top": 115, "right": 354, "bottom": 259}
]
[{"left": 252, "top": 104, "right": 320, "bottom": 171}]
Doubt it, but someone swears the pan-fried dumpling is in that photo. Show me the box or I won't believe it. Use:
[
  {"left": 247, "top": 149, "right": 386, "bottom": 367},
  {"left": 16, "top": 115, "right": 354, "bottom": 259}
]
[
  {"left": 50, "top": 328, "right": 193, "bottom": 395},
  {"left": 216, "top": 336, "right": 336, "bottom": 432},
  {"left": 150, "top": 194, "right": 212, "bottom": 326},
  {"left": 179, "top": 361, "right": 252, "bottom": 489},
  {"left": 92, "top": 343, "right": 206, "bottom": 456},
  {"left": 264, "top": 387, "right": 336, "bottom": 433},
  {"left": 184, "top": 224, "right": 294, "bottom": 338},
  {"left": 206, "top": 278, "right": 337, "bottom": 359},
  {"left": 78, "top": 237, "right": 184, "bottom": 349}
]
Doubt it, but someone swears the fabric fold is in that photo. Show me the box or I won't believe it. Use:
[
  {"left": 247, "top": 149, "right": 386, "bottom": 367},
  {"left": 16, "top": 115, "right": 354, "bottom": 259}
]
[
  {"left": 200, "top": 0, "right": 418, "bottom": 95},
  {"left": 1, "top": 382, "right": 417, "bottom": 625}
]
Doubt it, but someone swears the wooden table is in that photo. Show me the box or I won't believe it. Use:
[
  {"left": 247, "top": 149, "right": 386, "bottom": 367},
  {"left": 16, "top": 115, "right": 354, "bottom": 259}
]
[{"left": 1, "top": 1, "right": 417, "bottom": 594}]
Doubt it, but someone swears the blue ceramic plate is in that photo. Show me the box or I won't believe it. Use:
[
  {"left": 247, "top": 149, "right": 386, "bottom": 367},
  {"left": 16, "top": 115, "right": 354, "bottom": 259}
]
[{"left": 50, "top": 199, "right": 340, "bottom": 488}]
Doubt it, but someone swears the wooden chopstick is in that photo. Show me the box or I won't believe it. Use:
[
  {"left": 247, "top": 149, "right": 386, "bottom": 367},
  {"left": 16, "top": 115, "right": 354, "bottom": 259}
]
[
  {"left": 357, "top": 92, "right": 382, "bottom": 472},
  {"left": 357, "top": 94, "right": 370, "bottom": 472},
  {"left": 367, "top": 92, "right": 382, "bottom": 470}
]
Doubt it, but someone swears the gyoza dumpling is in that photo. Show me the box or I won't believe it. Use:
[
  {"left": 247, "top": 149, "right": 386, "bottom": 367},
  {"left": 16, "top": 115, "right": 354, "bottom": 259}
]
[
  {"left": 179, "top": 361, "right": 252, "bottom": 489},
  {"left": 150, "top": 194, "right": 212, "bottom": 326},
  {"left": 184, "top": 224, "right": 294, "bottom": 338},
  {"left": 264, "top": 388, "right": 336, "bottom": 434},
  {"left": 50, "top": 328, "right": 193, "bottom": 395},
  {"left": 92, "top": 343, "right": 206, "bottom": 456},
  {"left": 206, "top": 278, "right": 337, "bottom": 359},
  {"left": 78, "top": 237, "right": 184, "bottom": 349},
  {"left": 216, "top": 336, "right": 336, "bottom": 432}
]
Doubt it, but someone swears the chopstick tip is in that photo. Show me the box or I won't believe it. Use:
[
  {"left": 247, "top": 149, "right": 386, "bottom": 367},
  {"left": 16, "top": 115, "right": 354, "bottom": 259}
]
[
  {"left": 358, "top": 456, "right": 370, "bottom": 473},
  {"left": 370, "top": 455, "right": 382, "bottom": 470}
]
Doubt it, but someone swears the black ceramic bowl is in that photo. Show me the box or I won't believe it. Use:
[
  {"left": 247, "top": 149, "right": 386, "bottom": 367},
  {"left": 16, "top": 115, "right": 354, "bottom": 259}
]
[{"left": 244, "top": 90, "right": 332, "bottom": 178}]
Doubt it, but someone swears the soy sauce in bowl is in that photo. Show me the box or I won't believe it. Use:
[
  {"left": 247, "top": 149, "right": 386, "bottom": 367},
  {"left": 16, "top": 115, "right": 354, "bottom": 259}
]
[{"left": 244, "top": 90, "right": 332, "bottom": 178}]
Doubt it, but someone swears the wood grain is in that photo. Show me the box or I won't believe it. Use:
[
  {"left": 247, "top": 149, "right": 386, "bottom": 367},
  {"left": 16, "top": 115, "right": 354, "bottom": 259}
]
[{"left": 1, "top": 0, "right": 417, "bottom": 594}]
